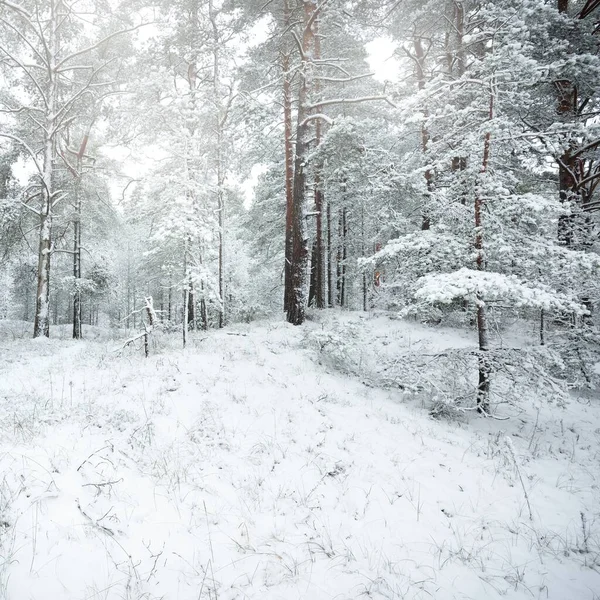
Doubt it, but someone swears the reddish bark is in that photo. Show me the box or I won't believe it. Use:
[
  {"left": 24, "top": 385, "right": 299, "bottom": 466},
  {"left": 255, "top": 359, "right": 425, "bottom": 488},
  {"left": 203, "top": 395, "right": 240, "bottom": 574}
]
[{"left": 282, "top": 0, "right": 294, "bottom": 313}]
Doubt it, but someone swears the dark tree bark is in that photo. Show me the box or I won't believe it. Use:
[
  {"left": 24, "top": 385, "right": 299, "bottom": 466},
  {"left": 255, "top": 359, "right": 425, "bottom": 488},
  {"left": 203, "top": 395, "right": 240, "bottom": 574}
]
[
  {"left": 556, "top": 0, "right": 579, "bottom": 246},
  {"left": 412, "top": 36, "right": 433, "bottom": 230},
  {"left": 286, "top": 1, "right": 317, "bottom": 325},
  {"left": 337, "top": 206, "right": 348, "bottom": 307},
  {"left": 308, "top": 239, "right": 318, "bottom": 307},
  {"left": 475, "top": 89, "right": 494, "bottom": 415},
  {"left": 72, "top": 128, "right": 90, "bottom": 339},
  {"left": 312, "top": 16, "right": 326, "bottom": 308},
  {"left": 209, "top": 0, "right": 226, "bottom": 328},
  {"left": 282, "top": 0, "right": 294, "bottom": 313},
  {"left": 187, "top": 285, "right": 196, "bottom": 330},
  {"left": 327, "top": 202, "right": 334, "bottom": 307}
]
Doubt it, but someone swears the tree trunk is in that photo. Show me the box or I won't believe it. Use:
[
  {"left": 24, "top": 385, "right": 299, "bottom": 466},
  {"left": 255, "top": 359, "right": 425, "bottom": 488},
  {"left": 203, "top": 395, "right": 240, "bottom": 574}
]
[
  {"left": 187, "top": 285, "right": 196, "bottom": 330},
  {"left": 327, "top": 201, "right": 334, "bottom": 307},
  {"left": 450, "top": 2, "right": 468, "bottom": 203},
  {"left": 308, "top": 239, "right": 318, "bottom": 307},
  {"left": 182, "top": 286, "right": 189, "bottom": 349},
  {"left": 72, "top": 130, "right": 89, "bottom": 339},
  {"left": 342, "top": 207, "right": 348, "bottom": 307},
  {"left": 556, "top": 0, "right": 579, "bottom": 246},
  {"left": 168, "top": 274, "right": 172, "bottom": 322},
  {"left": 209, "top": 0, "right": 226, "bottom": 328},
  {"left": 413, "top": 36, "right": 433, "bottom": 230},
  {"left": 475, "top": 88, "right": 494, "bottom": 415},
  {"left": 338, "top": 206, "right": 348, "bottom": 307},
  {"left": 361, "top": 202, "right": 368, "bottom": 312},
  {"left": 126, "top": 245, "right": 131, "bottom": 329},
  {"left": 34, "top": 1, "right": 59, "bottom": 338},
  {"left": 282, "top": 0, "right": 294, "bottom": 314},
  {"left": 286, "top": 1, "right": 316, "bottom": 326},
  {"left": 313, "top": 15, "right": 326, "bottom": 308}
]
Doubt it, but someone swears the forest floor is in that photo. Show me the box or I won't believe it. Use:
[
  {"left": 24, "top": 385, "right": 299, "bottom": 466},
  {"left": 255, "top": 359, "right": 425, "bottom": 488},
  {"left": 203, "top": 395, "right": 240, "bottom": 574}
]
[{"left": 0, "top": 312, "right": 599, "bottom": 600}]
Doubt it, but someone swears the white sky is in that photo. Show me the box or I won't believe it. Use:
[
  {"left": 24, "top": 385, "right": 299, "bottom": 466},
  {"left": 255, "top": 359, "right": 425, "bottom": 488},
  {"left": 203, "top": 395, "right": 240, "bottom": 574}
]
[{"left": 366, "top": 36, "right": 401, "bottom": 82}]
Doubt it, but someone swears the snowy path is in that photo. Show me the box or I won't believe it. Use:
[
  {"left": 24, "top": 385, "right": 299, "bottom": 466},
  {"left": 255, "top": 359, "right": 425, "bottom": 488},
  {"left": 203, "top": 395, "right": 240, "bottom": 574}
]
[{"left": 0, "top": 317, "right": 599, "bottom": 599}]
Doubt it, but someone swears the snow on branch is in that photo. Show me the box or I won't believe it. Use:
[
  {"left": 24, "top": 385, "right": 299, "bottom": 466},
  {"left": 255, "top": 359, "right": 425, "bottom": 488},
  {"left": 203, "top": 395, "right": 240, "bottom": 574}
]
[
  {"left": 114, "top": 297, "right": 157, "bottom": 357},
  {"left": 307, "top": 95, "right": 397, "bottom": 110},
  {"left": 0, "top": 0, "right": 31, "bottom": 19},
  {"left": 300, "top": 113, "right": 334, "bottom": 127},
  {"left": 54, "top": 23, "right": 147, "bottom": 70},
  {"left": 359, "top": 231, "right": 468, "bottom": 268},
  {"left": 414, "top": 268, "right": 585, "bottom": 313},
  {"left": 0, "top": 132, "right": 44, "bottom": 175}
]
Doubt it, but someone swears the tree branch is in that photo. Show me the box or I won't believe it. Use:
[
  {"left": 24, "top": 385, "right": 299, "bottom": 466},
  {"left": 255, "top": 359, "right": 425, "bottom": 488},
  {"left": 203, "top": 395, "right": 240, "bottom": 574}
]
[
  {"left": 307, "top": 95, "right": 396, "bottom": 110},
  {"left": 0, "top": 132, "right": 43, "bottom": 174},
  {"left": 54, "top": 23, "right": 147, "bottom": 70}
]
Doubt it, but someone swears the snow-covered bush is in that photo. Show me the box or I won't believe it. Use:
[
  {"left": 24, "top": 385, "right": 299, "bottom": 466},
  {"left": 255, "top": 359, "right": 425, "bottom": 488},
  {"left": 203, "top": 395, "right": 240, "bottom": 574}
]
[{"left": 303, "top": 321, "right": 365, "bottom": 375}]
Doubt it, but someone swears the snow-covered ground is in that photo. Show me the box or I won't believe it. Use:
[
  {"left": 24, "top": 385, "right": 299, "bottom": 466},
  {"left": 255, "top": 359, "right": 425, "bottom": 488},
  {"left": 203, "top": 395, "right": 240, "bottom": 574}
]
[{"left": 0, "top": 313, "right": 599, "bottom": 600}]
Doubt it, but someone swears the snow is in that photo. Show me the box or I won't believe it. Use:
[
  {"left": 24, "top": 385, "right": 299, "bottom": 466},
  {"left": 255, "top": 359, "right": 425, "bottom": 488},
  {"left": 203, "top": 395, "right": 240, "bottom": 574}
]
[
  {"left": 415, "top": 268, "right": 584, "bottom": 313},
  {"left": 0, "top": 314, "right": 599, "bottom": 599}
]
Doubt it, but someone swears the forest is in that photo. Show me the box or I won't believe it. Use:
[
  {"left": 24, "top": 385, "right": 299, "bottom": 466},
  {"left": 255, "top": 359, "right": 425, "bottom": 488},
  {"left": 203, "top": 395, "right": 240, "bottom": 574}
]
[{"left": 1, "top": 0, "right": 600, "bottom": 599}]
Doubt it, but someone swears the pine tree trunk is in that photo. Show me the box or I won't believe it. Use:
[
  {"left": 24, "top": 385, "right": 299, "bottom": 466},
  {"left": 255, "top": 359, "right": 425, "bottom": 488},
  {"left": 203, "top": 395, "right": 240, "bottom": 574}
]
[
  {"left": 209, "top": 0, "right": 226, "bottom": 328},
  {"left": 336, "top": 208, "right": 343, "bottom": 305},
  {"left": 168, "top": 274, "right": 172, "bottom": 322},
  {"left": 308, "top": 239, "right": 318, "bottom": 307},
  {"left": 450, "top": 2, "right": 468, "bottom": 202},
  {"left": 413, "top": 36, "right": 433, "bottom": 231},
  {"left": 313, "top": 16, "right": 326, "bottom": 308},
  {"left": 126, "top": 246, "right": 131, "bottom": 329},
  {"left": 361, "top": 202, "right": 368, "bottom": 312},
  {"left": 342, "top": 207, "right": 348, "bottom": 307},
  {"left": 72, "top": 130, "right": 89, "bottom": 339},
  {"left": 182, "top": 287, "right": 189, "bottom": 348},
  {"left": 327, "top": 201, "right": 334, "bottom": 307},
  {"left": 282, "top": 0, "right": 294, "bottom": 314},
  {"left": 286, "top": 1, "right": 316, "bottom": 326},
  {"left": 183, "top": 244, "right": 190, "bottom": 347},
  {"left": 187, "top": 285, "right": 196, "bottom": 330},
  {"left": 475, "top": 89, "right": 494, "bottom": 415},
  {"left": 556, "top": 0, "right": 579, "bottom": 246}
]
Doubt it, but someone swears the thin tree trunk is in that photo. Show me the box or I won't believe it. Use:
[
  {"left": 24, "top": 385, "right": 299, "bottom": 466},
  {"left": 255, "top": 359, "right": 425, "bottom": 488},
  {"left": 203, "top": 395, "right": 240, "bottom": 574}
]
[
  {"left": 339, "top": 206, "right": 348, "bottom": 307},
  {"left": 126, "top": 245, "right": 131, "bottom": 329},
  {"left": 327, "top": 201, "right": 334, "bottom": 307},
  {"left": 72, "top": 129, "right": 89, "bottom": 339},
  {"left": 200, "top": 294, "right": 208, "bottom": 330},
  {"left": 557, "top": 0, "right": 578, "bottom": 246},
  {"left": 183, "top": 243, "right": 189, "bottom": 347},
  {"left": 209, "top": 0, "right": 226, "bottom": 328},
  {"left": 413, "top": 36, "right": 433, "bottom": 231},
  {"left": 187, "top": 284, "right": 196, "bottom": 330},
  {"left": 308, "top": 239, "right": 318, "bottom": 306},
  {"left": 361, "top": 202, "right": 368, "bottom": 311},
  {"left": 450, "top": 2, "right": 468, "bottom": 203},
  {"left": 168, "top": 273, "right": 172, "bottom": 322},
  {"left": 475, "top": 87, "right": 494, "bottom": 415}
]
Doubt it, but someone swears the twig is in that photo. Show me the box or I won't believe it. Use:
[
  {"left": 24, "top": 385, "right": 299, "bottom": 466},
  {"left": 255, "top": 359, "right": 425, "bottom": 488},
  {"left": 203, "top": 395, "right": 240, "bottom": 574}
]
[
  {"left": 76, "top": 498, "right": 115, "bottom": 536},
  {"left": 82, "top": 478, "right": 123, "bottom": 489},
  {"left": 77, "top": 444, "right": 113, "bottom": 472},
  {"left": 505, "top": 437, "right": 534, "bottom": 521},
  {"left": 204, "top": 500, "right": 215, "bottom": 564}
]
